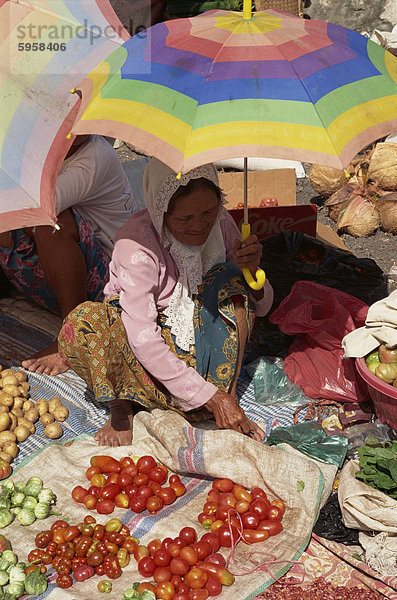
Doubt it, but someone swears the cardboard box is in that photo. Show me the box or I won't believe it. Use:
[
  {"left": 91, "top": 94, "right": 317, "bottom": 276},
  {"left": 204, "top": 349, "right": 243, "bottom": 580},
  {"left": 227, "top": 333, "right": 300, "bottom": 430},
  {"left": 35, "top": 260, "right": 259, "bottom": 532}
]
[{"left": 218, "top": 168, "right": 349, "bottom": 250}]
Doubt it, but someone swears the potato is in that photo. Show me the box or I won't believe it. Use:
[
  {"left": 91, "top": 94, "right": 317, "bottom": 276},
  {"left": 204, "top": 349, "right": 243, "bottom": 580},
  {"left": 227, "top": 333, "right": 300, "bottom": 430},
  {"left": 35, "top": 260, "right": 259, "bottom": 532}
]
[
  {"left": 24, "top": 409, "right": 39, "bottom": 423},
  {"left": 0, "top": 393, "right": 14, "bottom": 407},
  {"left": 44, "top": 422, "right": 63, "bottom": 439},
  {"left": 17, "top": 417, "right": 35, "bottom": 435},
  {"left": 52, "top": 405, "right": 69, "bottom": 422},
  {"left": 48, "top": 397, "right": 62, "bottom": 413},
  {"left": 2, "top": 375, "right": 18, "bottom": 387},
  {"left": 18, "top": 387, "right": 29, "bottom": 399},
  {"left": 40, "top": 413, "right": 55, "bottom": 427},
  {"left": 22, "top": 400, "right": 34, "bottom": 413},
  {"left": 13, "top": 397, "right": 24, "bottom": 410},
  {"left": 0, "top": 406, "right": 9, "bottom": 415},
  {"left": 14, "top": 425, "right": 30, "bottom": 442},
  {"left": 0, "top": 413, "right": 10, "bottom": 433},
  {"left": 8, "top": 413, "right": 17, "bottom": 432},
  {"left": 0, "top": 369, "right": 15, "bottom": 379},
  {"left": 3, "top": 442, "right": 18, "bottom": 459},
  {"left": 14, "top": 371, "right": 27, "bottom": 383},
  {"left": 0, "top": 431, "right": 16, "bottom": 445},
  {"left": 3, "top": 384, "right": 20, "bottom": 398},
  {"left": 36, "top": 398, "right": 49, "bottom": 416},
  {"left": 11, "top": 407, "right": 23, "bottom": 419},
  {"left": 0, "top": 451, "right": 12, "bottom": 464},
  {"left": 18, "top": 381, "right": 30, "bottom": 392}
]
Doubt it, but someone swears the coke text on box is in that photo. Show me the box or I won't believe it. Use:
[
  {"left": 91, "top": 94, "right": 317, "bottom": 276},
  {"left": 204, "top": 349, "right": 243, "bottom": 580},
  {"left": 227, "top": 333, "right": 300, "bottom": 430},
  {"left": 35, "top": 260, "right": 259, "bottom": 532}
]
[{"left": 229, "top": 206, "right": 317, "bottom": 241}]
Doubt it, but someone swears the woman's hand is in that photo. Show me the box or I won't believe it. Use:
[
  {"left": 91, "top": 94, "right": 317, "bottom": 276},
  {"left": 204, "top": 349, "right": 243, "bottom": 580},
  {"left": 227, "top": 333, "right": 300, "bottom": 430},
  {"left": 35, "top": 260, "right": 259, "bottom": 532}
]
[
  {"left": 205, "top": 390, "right": 264, "bottom": 442},
  {"left": 233, "top": 234, "right": 262, "bottom": 277}
]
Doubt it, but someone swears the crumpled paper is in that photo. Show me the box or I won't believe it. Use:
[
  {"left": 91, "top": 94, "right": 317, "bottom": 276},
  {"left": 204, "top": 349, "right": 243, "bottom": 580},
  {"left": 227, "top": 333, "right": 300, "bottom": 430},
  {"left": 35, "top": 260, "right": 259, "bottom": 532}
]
[{"left": 360, "top": 531, "right": 397, "bottom": 577}]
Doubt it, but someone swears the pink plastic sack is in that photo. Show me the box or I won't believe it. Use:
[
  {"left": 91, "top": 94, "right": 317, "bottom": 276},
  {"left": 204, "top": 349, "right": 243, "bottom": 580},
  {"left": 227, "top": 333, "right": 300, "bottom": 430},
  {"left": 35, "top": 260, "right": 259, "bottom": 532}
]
[{"left": 269, "top": 281, "right": 370, "bottom": 403}]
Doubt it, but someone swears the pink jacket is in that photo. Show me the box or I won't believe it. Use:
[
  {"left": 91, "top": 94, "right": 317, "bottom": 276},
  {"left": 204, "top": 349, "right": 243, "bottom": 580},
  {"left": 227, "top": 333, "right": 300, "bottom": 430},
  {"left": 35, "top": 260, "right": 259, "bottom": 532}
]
[{"left": 104, "top": 209, "right": 274, "bottom": 411}]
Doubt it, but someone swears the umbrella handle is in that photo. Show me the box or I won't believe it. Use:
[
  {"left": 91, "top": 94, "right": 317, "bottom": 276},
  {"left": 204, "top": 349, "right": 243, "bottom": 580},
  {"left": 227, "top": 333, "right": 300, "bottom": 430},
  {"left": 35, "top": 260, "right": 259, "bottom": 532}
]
[{"left": 241, "top": 223, "right": 266, "bottom": 290}]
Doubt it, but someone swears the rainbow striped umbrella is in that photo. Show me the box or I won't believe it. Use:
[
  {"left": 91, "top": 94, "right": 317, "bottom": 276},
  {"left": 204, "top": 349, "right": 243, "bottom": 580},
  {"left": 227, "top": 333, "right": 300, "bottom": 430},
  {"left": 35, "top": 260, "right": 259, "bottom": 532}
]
[
  {"left": 0, "top": 0, "right": 129, "bottom": 233},
  {"left": 71, "top": 2, "right": 397, "bottom": 173}
]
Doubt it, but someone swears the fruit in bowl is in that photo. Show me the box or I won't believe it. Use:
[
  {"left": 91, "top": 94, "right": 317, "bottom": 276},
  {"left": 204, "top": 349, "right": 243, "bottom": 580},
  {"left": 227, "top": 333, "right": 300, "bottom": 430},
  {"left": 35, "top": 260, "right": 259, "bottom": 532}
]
[{"left": 365, "top": 344, "right": 397, "bottom": 386}]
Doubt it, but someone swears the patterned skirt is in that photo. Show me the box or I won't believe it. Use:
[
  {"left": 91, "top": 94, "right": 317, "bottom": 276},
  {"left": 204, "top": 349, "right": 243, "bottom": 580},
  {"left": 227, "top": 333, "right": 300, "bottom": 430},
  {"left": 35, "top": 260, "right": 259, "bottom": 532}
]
[
  {"left": 0, "top": 209, "right": 109, "bottom": 314},
  {"left": 58, "top": 263, "right": 255, "bottom": 419}
]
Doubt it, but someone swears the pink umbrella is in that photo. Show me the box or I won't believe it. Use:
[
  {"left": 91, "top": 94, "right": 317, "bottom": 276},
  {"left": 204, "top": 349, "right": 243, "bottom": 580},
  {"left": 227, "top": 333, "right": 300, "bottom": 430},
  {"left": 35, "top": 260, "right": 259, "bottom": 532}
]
[{"left": 0, "top": 0, "right": 130, "bottom": 232}]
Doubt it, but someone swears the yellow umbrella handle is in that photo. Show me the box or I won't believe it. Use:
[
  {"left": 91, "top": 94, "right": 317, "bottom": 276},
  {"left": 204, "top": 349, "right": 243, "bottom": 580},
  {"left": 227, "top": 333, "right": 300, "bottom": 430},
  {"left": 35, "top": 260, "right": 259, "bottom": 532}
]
[{"left": 241, "top": 223, "right": 266, "bottom": 290}]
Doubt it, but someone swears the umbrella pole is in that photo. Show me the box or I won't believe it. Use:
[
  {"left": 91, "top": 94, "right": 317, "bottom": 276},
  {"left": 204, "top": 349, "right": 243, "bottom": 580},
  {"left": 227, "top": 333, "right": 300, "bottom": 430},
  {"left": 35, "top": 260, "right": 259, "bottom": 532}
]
[{"left": 241, "top": 157, "right": 266, "bottom": 290}]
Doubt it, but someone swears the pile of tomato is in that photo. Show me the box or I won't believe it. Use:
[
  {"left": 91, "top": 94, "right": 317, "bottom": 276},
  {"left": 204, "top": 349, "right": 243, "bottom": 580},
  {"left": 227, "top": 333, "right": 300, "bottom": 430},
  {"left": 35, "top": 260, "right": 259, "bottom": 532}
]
[
  {"left": 28, "top": 515, "right": 138, "bottom": 589},
  {"left": 197, "top": 477, "right": 284, "bottom": 543},
  {"left": 130, "top": 478, "right": 285, "bottom": 600},
  {"left": 71, "top": 454, "right": 186, "bottom": 516}
]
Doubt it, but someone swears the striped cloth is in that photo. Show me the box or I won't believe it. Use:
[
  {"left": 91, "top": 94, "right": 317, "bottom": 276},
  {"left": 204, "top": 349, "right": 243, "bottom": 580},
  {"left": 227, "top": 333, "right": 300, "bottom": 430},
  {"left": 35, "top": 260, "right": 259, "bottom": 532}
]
[{"left": 0, "top": 314, "right": 304, "bottom": 466}]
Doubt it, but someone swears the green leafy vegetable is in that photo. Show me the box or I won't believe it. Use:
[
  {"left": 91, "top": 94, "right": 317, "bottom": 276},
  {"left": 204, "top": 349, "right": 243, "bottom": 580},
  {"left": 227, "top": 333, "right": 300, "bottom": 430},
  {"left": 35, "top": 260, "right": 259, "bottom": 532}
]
[
  {"left": 297, "top": 480, "right": 305, "bottom": 492},
  {"left": 356, "top": 441, "right": 397, "bottom": 498}
]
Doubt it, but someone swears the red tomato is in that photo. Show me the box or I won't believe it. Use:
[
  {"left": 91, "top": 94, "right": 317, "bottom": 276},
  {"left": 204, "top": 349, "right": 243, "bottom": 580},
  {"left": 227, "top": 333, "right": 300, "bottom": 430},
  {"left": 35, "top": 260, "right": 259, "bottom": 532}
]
[
  {"left": 129, "top": 495, "right": 146, "bottom": 513},
  {"left": 170, "top": 481, "right": 186, "bottom": 497},
  {"left": 210, "top": 520, "right": 224, "bottom": 533},
  {"left": 71, "top": 486, "right": 88, "bottom": 503},
  {"left": 93, "top": 524, "right": 105, "bottom": 541},
  {"left": 125, "top": 484, "right": 138, "bottom": 498},
  {"left": 153, "top": 548, "right": 171, "bottom": 567},
  {"left": 95, "top": 564, "right": 105, "bottom": 576},
  {"left": 200, "top": 533, "right": 221, "bottom": 553},
  {"left": 216, "top": 525, "right": 240, "bottom": 548},
  {"left": 232, "top": 485, "right": 252, "bottom": 503},
  {"left": 120, "top": 456, "right": 135, "bottom": 468},
  {"left": 146, "top": 495, "right": 163, "bottom": 514},
  {"left": 83, "top": 494, "right": 97, "bottom": 510},
  {"left": 205, "top": 553, "right": 226, "bottom": 568},
  {"left": 203, "top": 502, "right": 217, "bottom": 516},
  {"left": 242, "top": 529, "right": 269, "bottom": 544},
  {"left": 86, "top": 465, "right": 101, "bottom": 480},
  {"left": 117, "top": 471, "right": 133, "bottom": 489},
  {"left": 250, "top": 499, "right": 270, "bottom": 520},
  {"left": 212, "top": 478, "right": 234, "bottom": 493},
  {"left": 106, "top": 472, "right": 120, "bottom": 485},
  {"left": 271, "top": 498, "right": 286, "bottom": 516},
  {"left": 188, "top": 591, "right": 209, "bottom": 600},
  {"left": 185, "top": 567, "right": 208, "bottom": 589},
  {"left": 180, "top": 546, "right": 198, "bottom": 566},
  {"left": 257, "top": 519, "right": 283, "bottom": 536},
  {"left": 205, "top": 576, "right": 222, "bottom": 597},
  {"left": 161, "top": 537, "right": 174, "bottom": 550},
  {"left": 35, "top": 530, "right": 52, "bottom": 548},
  {"left": 122, "top": 536, "right": 138, "bottom": 554},
  {"left": 194, "top": 540, "right": 213, "bottom": 560},
  {"left": 138, "top": 555, "right": 156, "bottom": 577},
  {"left": 88, "top": 485, "right": 101, "bottom": 499},
  {"left": 138, "top": 582, "right": 156, "bottom": 594},
  {"left": 137, "top": 455, "right": 157, "bottom": 474},
  {"left": 198, "top": 512, "right": 214, "bottom": 525},
  {"left": 153, "top": 565, "right": 172, "bottom": 583},
  {"left": 174, "top": 593, "right": 189, "bottom": 600},
  {"left": 241, "top": 512, "right": 260, "bottom": 530},
  {"left": 148, "top": 538, "right": 162, "bottom": 556},
  {"left": 206, "top": 490, "right": 219, "bottom": 504},
  {"left": 100, "top": 483, "right": 121, "bottom": 501},
  {"left": 148, "top": 480, "right": 162, "bottom": 494},
  {"left": 179, "top": 527, "right": 197, "bottom": 546},
  {"left": 168, "top": 474, "right": 181, "bottom": 484},
  {"left": 119, "top": 463, "right": 138, "bottom": 478},
  {"left": 155, "top": 581, "right": 175, "bottom": 600},
  {"left": 133, "top": 473, "right": 149, "bottom": 486},
  {"left": 56, "top": 573, "right": 73, "bottom": 588},
  {"left": 148, "top": 466, "right": 168, "bottom": 484},
  {"left": 90, "top": 455, "right": 122, "bottom": 474},
  {"left": 171, "top": 574, "right": 184, "bottom": 590},
  {"left": 95, "top": 499, "right": 115, "bottom": 515},
  {"left": 251, "top": 487, "right": 268, "bottom": 501},
  {"left": 235, "top": 500, "right": 250, "bottom": 515},
  {"left": 167, "top": 542, "right": 181, "bottom": 558},
  {"left": 157, "top": 487, "right": 177, "bottom": 505},
  {"left": 87, "top": 550, "right": 104, "bottom": 567},
  {"left": 215, "top": 506, "right": 232, "bottom": 521},
  {"left": 136, "top": 484, "right": 154, "bottom": 500},
  {"left": 218, "top": 493, "right": 236, "bottom": 508},
  {"left": 170, "top": 556, "right": 189, "bottom": 576},
  {"left": 268, "top": 505, "right": 283, "bottom": 521}
]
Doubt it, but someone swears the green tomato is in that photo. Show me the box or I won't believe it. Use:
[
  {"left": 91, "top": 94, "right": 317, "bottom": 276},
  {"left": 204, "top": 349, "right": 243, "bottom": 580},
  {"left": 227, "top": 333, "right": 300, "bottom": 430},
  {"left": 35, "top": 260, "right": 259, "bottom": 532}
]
[
  {"left": 365, "top": 351, "right": 380, "bottom": 365},
  {"left": 375, "top": 363, "right": 397, "bottom": 384},
  {"left": 367, "top": 360, "right": 380, "bottom": 374},
  {"left": 16, "top": 508, "right": 36, "bottom": 526},
  {"left": 97, "top": 580, "right": 112, "bottom": 593}
]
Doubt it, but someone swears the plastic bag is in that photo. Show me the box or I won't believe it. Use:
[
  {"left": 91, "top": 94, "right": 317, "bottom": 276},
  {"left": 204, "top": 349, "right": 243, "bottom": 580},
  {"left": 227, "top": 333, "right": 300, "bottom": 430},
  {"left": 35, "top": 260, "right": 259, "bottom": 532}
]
[
  {"left": 313, "top": 493, "right": 360, "bottom": 545},
  {"left": 265, "top": 422, "right": 348, "bottom": 467},
  {"left": 245, "top": 356, "right": 309, "bottom": 407},
  {"left": 269, "top": 281, "right": 371, "bottom": 403}
]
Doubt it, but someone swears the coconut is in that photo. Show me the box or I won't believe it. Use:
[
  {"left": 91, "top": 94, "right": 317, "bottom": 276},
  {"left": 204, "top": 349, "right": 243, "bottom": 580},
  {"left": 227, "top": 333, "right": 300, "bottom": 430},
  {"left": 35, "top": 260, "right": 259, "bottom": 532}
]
[
  {"left": 375, "top": 192, "right": 397, "bottom": 234},
  {"left": 368, "top": 142, "right": 397, "bottom": 190},
  {"left": 309, "top": 164, "right": 348, "bottom": 198},
  {"left": 337, "top": 195, "right": 380, "bottom": 237},
  {"left": 324, "top": 183, "right": 357, "bottom": 222}
]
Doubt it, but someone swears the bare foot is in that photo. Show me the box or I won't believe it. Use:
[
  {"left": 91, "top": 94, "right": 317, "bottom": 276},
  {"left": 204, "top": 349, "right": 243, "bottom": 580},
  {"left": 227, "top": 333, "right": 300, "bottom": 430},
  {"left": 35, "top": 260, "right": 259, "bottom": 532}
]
[
  {"left": 94, "top": 399, "right": 135, "bottom": 447},
  {"left": 21, "top": 341, "right": 69, "bottom": 376}
]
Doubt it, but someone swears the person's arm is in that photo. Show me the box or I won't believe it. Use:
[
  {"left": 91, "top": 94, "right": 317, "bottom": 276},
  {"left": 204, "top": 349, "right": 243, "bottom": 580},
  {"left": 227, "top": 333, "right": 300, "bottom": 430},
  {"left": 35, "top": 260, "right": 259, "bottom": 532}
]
[{"left": 112, "top": 237, "right": 218, "bottom": 412}]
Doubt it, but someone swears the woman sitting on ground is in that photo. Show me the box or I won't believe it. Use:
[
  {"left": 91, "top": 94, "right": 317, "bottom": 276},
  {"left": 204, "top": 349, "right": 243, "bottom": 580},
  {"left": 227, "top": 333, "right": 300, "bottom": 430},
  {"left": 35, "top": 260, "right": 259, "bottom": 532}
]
[{"left": 58, "top": 158, "right": 274, "bottom": 446}]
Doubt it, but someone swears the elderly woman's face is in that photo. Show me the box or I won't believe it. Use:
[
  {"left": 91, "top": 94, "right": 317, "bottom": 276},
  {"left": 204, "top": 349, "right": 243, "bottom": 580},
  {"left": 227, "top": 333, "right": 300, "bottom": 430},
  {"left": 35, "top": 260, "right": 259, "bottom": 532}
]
[{"left": 164, "top": 184, "right": 219, "bottom": 246}]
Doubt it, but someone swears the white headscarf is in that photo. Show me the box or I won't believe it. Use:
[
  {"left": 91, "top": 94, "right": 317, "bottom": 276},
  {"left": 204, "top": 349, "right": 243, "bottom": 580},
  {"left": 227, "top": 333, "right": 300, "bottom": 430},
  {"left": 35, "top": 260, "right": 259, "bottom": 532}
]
[{"left": 143, "top": 158, "right": 227, "bottom": 351}]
